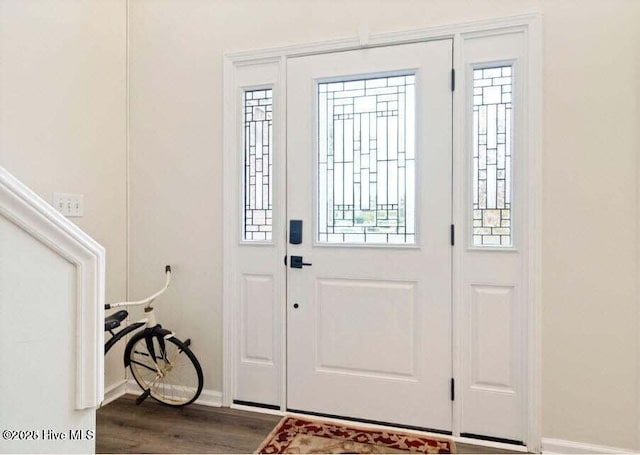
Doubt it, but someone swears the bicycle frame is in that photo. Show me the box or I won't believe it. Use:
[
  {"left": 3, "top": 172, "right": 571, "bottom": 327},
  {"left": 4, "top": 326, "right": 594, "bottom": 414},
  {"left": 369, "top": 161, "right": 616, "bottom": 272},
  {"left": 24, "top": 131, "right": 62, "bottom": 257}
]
[
  {"left": 103, "top": 265, "right": 202, "bottom": 407},
  {"left": 104, "top": 265, "right": 174, "bottom": 354},
  {"left": 104, "top": 321, "right": 146, "bottom": 354}
]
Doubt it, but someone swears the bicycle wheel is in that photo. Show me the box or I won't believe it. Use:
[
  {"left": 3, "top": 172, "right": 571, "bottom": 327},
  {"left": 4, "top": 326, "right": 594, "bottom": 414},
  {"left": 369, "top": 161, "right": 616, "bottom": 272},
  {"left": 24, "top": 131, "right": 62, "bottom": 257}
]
[{"left": 127, "top": 334, "right": 203, "bottom": 406}]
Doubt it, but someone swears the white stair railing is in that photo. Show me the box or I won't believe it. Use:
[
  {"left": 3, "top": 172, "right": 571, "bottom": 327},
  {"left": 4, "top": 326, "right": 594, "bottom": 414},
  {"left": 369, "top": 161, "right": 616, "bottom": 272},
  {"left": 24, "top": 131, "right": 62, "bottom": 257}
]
[{"left": 0, "top": 166, "right": 105, "bottom": 409}]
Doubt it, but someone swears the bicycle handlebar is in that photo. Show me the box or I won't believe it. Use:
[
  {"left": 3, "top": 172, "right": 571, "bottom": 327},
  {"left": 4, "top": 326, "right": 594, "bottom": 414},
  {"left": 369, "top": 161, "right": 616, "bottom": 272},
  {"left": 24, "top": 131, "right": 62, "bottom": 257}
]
[{"left": 105, "top": 265, "right": 172, "bottom": 310}]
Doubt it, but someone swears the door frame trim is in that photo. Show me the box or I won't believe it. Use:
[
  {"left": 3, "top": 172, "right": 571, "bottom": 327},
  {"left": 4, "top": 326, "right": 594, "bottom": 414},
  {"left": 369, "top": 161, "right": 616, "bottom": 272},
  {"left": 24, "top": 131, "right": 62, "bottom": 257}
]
[{"left": 222, "top": 12, "right": 542, "bottom": 451}]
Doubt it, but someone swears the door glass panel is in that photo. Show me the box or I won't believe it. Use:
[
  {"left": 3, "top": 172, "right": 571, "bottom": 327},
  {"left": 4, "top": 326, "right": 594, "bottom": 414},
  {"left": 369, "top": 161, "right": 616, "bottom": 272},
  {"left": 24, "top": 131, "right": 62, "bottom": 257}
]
[
  {"left": 317, "top": 75, "right": 416, "bottom": 244},
  {"left": 472, "top": 66, "right": 512, "bottom": 247},
  {"left": 243, "top": 89, "right": 273, "bottom": 241}
]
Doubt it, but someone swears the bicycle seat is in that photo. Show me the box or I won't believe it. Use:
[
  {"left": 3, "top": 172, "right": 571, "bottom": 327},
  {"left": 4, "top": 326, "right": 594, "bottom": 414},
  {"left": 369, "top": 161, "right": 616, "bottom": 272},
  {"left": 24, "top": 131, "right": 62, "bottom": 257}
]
[{"left": 105, "top": 310, "right": 128, "bottom": 331}]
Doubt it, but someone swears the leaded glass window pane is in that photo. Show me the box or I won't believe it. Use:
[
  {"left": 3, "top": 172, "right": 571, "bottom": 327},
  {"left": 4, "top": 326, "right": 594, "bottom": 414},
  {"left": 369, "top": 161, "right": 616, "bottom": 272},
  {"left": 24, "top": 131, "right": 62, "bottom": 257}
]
[
  {"left": 243, "top": 89, "right": 273, "bottom": 241},
  {"left": 472, "top": 66, "right": 512, "bottom": 247},
  {"left": 317, "top": 75, "right": 416, "bottom": 244}
]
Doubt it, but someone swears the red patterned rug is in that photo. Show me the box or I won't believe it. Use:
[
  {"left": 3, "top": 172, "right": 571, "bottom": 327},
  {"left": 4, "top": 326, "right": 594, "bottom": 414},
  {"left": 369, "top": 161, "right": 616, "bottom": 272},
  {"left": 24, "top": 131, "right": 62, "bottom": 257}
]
[{"left": 255, "top": 416, "right": 455, "bottom": 454}]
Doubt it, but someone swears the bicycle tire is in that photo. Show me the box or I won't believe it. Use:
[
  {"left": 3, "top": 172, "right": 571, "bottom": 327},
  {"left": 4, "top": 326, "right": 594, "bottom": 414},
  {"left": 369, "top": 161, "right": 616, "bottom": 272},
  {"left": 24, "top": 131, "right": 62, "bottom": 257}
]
[{"left": 127, "top": 332, "right": 203, "bottom": 407}]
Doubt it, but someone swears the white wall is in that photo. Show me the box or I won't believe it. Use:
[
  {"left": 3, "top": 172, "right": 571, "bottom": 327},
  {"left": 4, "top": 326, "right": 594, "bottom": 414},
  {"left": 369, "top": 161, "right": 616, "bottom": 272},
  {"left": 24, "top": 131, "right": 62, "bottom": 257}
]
[
  {"left": 128, "top": 0, "right": 640, "bottom": 450},
  {"left": 0, "top": 0, "right": 128, "bottom": 391},
  {"left": 0, "top": 217, "right": 94, "bottom": 454},
  {"left": 541, "top": 2, "right": 639, "bottom": 449}
]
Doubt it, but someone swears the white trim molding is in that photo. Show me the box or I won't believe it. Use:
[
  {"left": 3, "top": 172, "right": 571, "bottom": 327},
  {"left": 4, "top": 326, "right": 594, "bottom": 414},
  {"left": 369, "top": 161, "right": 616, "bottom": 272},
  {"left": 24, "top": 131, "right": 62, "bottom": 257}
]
[
  {"left": 0, "top": 166, "right": 106, "bottom": 409},
  {"left": 193, "top": 389, "right": 223, "bottom": 408},
  {"left": 222, "top": 55, "right": 237, "bottom": 408},
  {"left": 541, "top": 438, "right": 633, "bottom": 454},
  {"left": 101, "top": 378, "right": 223, "bottom": 408},
  {"left": 101, "top": 379, "right": 128, "bottom": 407},
  {"left": 124, "top": 380, "right": 222, "bottom": 407},
  {"left": 225, "top": 13, "right": 542, "bottom": 63}
]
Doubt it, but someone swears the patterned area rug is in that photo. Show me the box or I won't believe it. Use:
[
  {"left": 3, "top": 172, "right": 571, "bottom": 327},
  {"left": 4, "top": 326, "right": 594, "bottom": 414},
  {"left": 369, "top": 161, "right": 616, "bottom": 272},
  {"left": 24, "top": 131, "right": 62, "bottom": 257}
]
[{"left": 255, "top": 416, "right": 455, "bottom": 454}]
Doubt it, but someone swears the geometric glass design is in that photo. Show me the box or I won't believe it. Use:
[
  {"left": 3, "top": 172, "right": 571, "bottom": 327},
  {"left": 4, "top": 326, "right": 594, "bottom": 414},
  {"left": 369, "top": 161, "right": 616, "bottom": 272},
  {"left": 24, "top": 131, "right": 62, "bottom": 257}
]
[
  {"left": 243, "top": 89, "right": 273, "bottom": 241},
  {"left": 472, "top": 66, "right": 512, "bottom": 247},
  {"left": 317, "top": 75, "right": 416, "bottom": 244}
]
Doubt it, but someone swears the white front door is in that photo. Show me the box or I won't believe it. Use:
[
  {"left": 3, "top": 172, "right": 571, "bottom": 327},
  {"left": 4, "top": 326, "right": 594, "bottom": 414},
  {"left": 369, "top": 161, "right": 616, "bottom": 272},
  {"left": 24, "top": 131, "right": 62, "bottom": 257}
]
[{"left": 286, "top": 40, "right": 453, "bottom": 431}]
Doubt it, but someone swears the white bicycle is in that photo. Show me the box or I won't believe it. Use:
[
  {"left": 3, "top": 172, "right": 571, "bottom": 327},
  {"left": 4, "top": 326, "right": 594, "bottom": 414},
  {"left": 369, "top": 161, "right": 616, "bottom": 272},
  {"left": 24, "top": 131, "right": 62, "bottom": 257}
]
[{"left": 104, "top": 265, "right": 203, "bottom": 407}]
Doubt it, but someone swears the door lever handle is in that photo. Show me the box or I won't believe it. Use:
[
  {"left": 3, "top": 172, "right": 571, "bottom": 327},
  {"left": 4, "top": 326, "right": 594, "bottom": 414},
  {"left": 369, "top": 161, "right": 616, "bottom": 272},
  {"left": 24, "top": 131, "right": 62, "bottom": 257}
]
[{"left": 290, "top": 255, "right": 312, "bottom": 269}]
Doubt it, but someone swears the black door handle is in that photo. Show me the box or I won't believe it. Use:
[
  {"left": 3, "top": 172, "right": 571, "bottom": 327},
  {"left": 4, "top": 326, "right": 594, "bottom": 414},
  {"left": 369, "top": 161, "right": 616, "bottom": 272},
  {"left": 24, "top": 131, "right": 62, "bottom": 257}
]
[{"left": 290, "top": 256, "right": 312, "bottom": 269}]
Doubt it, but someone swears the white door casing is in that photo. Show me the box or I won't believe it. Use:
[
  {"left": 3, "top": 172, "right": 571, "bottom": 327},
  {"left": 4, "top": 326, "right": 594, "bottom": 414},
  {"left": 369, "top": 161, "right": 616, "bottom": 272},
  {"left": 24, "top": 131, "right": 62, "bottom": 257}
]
[
  {"left": 223, "top": 14, "right": 542, "bottom": 450},
  {"left": 286, "top": 41, "right": 453, "bottom": 431}
]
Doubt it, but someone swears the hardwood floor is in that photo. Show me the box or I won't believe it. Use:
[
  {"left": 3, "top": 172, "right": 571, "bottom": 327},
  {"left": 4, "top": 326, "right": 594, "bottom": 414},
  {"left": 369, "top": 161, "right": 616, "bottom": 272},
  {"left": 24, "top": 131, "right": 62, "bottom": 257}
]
[
  {"left": 96, "top": 395, "right": 280, "bottom": 453},
  {"left": 96, "top": 394, "right": 520, "bottom": 454}
]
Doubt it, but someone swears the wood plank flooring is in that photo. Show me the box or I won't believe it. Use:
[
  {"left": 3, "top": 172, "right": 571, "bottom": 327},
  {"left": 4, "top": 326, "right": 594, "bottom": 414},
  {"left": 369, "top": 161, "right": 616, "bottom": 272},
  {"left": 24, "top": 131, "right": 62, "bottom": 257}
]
[
  {"left": 97, "top": 395, "right": 280, "bottom": 453},
  {"left": 96, "top": 394, "right": 520, "bottom": 454}
]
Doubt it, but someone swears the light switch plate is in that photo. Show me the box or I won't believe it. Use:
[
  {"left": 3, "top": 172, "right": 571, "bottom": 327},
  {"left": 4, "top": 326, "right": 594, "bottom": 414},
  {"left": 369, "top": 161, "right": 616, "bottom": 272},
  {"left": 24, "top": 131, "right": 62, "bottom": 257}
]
[{"left": 53, "top": 192, "right": 84, "bottom": 217}]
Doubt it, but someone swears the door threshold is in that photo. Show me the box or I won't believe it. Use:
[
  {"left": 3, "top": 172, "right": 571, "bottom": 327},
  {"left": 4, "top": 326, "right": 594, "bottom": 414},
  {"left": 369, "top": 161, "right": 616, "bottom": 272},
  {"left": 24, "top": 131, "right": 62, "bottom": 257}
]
[
  {"left": 286, "top": 408, "right": 451, "bottom": 435},
  {"left": 456, "top": 435, "right": 528, "bottom": 453},
  {"left": 460, "top": 432, "right": 524, "bottom": 446},
  {"left": 233, "top": 399, "right": 280, "bottom": 411},
  {"left": 231, "top": 400, "right": 284, "bottom": 416}
]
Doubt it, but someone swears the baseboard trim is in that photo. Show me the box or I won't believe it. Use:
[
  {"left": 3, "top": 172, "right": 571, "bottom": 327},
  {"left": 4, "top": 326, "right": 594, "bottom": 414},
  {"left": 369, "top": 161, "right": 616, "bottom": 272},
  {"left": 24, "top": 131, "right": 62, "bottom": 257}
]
[
  {"left": 541, "top": 437, "right": 632, "bottom": 454},
  {"left": 124, "top": 379, "right": 222, "bottom": 407},
  {"left": 194, "top": 388, "right": 223, "bottom": 407},
  {"left": 101, "top": 379, "right": 127, "bottom": 407},
  {"left": 124, "top": 378, "right": 138, "bottom": 395}
]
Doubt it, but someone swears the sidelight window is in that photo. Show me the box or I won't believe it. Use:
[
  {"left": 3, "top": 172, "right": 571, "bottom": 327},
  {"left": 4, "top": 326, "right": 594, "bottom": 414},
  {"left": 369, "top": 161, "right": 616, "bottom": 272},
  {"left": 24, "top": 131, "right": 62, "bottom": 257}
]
[
  {"left": 243, "top": 89, "right": 273, "bottom": 241},
  {"left": 472, "top": 66, "right": 513, "bottom": 247}
]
